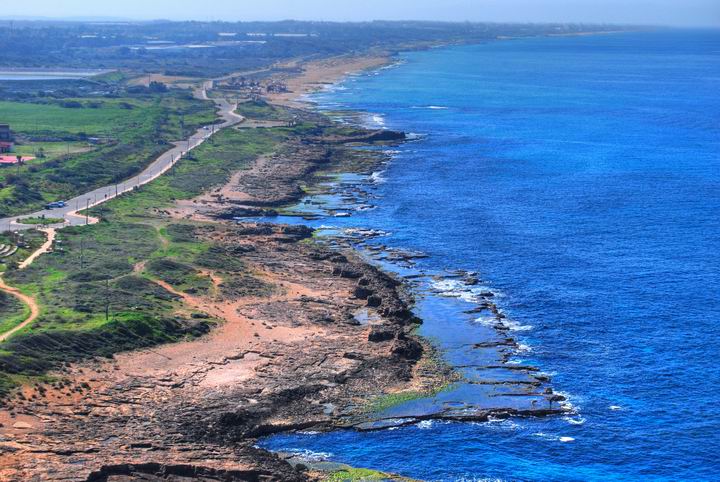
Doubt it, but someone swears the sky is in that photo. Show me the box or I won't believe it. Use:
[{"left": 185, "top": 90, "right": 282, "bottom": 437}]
[{"left": 2, "top": 0, "right": 719, "bottom": 27}]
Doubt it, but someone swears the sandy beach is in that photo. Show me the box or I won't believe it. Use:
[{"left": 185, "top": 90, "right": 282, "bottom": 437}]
[{"left": 267, "top": 54, "right": 393, "bottom": 107}]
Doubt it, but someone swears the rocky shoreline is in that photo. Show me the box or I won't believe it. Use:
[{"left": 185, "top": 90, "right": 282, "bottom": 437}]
[
  {"left": 0, "top": 108, "right": 452, "bottom": 481},
  {"left": 0, "top": 64, "right": 566, "bottom": 481}
]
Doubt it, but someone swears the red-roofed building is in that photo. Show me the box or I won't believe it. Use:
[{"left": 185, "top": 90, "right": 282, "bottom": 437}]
[{"left": 0, "top": 155, "right": 34, "bottom": 165}]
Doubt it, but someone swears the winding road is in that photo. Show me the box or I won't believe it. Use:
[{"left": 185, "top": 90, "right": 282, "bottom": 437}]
[
  {"left": 0, "top": 81, "right": 243, "bottom": 341},
  {"left": 0, "top": 82, "right": 243, "bottom": 232}
]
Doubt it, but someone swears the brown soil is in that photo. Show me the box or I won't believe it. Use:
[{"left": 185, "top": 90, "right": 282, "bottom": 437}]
[
  {"left": 0, "top": 219, "right": 428, "bottom": 481},
  {"left": 0, "top": 102, "right": 434, "bottom": 481}
]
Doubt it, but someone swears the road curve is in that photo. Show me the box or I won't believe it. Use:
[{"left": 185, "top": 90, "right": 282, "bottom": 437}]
[{"left": 0, "top": 87, "right": 243, "bottom": 233}]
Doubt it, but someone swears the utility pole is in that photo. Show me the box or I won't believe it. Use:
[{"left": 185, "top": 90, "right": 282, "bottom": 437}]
[
  {"left": 105, "top": 278, "right": 110, "bottom": 321},
  {"left": 80, "top": 236, "right": 84, "bottom": 270},
  {"left": 85, "top": 199, "right": 89, "bottom": 225}
]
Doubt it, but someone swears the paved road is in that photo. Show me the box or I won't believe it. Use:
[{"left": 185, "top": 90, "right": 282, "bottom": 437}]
[{"left": 0, "top": 85, "right": 243, "bottom": 233}]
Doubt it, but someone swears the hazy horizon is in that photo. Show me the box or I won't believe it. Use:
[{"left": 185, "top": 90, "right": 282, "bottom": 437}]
[{"left": 1, "top": 0, "right": 719, "bottom": 27}]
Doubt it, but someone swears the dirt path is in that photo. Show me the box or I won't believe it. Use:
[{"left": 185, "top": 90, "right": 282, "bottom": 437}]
[
  {"left": 18, "top": 227, "right": 55, "bottom": 269},
  {"left": 0, "top": 228, "right": 54, "bottom": 342},
  {"left": 0, "top": 279, "right": 40, "bottom": 343}
]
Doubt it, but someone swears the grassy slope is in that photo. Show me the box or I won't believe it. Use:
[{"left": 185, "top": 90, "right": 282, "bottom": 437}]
[
  {"left": 0, "top": 126, "right": 285, "bottom": 397},
  {"left": 0, "top": 291, "right": 28, "bottom": 335},
  {"left": 0, "top": 93, "right": 217, "bottom": 217},
  {"left": 0, "top": 99, "right": 151, "bottom": 136}
]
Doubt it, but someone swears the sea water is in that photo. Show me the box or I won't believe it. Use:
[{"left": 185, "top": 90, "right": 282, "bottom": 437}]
[{"left": 261, "top": 30, "right": 720, "bottom": 481}]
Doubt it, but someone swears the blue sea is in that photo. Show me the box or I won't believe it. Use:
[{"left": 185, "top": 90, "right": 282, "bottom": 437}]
[{"left": 261, "top": 30, "right": 720, "bottom": 481}]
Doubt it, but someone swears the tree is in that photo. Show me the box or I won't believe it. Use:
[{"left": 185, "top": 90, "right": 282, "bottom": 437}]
[{"left": 148, "top": 81, "right": 168, "bottom": 93}]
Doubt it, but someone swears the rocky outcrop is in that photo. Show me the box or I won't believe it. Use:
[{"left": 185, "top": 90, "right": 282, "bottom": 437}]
[
  {"left": 318, "top": 129, "right": 406, "bottom": 145},
  {"left": 214, "top": 207, "right": 278, "bottom": 219},
  {"left": 85, "top": 460, "right": 304, "bottom": 482}
]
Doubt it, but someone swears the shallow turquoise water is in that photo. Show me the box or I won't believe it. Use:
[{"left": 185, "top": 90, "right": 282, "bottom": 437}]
[{"left": 262, "top": 30, "right": 720, "bottom": 481}]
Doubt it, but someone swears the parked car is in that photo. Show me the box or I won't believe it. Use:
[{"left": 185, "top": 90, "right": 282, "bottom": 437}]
[{"left": 45, "top": 201, "right": 67, "bottom": 209}]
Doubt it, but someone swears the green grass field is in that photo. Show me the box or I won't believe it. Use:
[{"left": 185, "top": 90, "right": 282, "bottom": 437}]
[
  {"left": 12, "top": 141, "right": 91, "bottom": 160},
  {"left": 0, "top": 92, "right": 217, "bottom": 217},
  {"left": 0, "top": 99, "right": 154, "bottom": 138},
  {"left": 0, "top": 291, "right": 29, "bottom": 336},
  {"left": 234, "top": 100, "right": 294, "bottom": 121},
  {"left": 16, "top": 217, "right": 65, "bottom": 226}
]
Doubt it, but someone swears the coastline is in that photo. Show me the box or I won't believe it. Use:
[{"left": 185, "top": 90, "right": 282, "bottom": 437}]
[
  {"left": 253, "top": 50, "right": 575, "bottom": 460},
  {"left": 266, "top": 53, "right": 396, "bottom": 108},
  {"left": 0, "top": 55, "right": 447, "bottom": 482},
  {"left": 0, "top": 48, "right": 565, "bottom": 481}
]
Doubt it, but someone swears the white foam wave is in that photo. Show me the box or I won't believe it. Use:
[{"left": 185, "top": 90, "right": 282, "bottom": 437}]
[
  {"left": 370, "top": 171, "right": 387, "bottom": 184},
  {"left": 456, "top": 479, "right": 507, "bottom": 482},
  {"left": 370, "top": 114, "right": 385, "bottom": 127},
  {"left": 284, "top": 449, "right": 332, "bottom": 461},
  {"left": 417, "top": 420, "right": 434, "bottom": 429},
  {"left": 427, "top": 105, "right": 449, "bottom": 110},
  {"left": 342, "top": 227, "right": 390, "bottom": 238},
  {"left": 326, "top": 85, "right": 348, "bottom": 92},
  {"left": 609, "top": 405, "right": 623, "bottom": 411},
  {"left": 564, "top": 416, "right": 586, "bottom": 425},
  {"left": 533, "top": 432, "right": 575, "bottom": 443},
  {"left": 474, "top": 315, "right": 498, "bottom": 327},
  {"left": 431, "top": 278, "right": 496, "bottom": 303},
  {"left": 379, "top": 60, "right": 405, "bottom": 71},
  {"left": 554, "top": 391, "right": 576, "bottom": 411},
  {"left": 501, "top": 319, "right": 534, "bottom": 332},
  {"left": 483, "top": 417, "right": 521, "bottom": 431}
]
